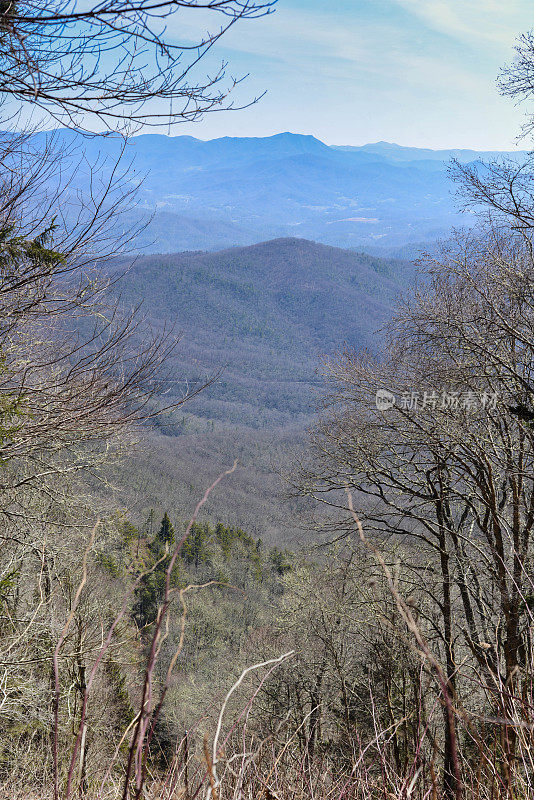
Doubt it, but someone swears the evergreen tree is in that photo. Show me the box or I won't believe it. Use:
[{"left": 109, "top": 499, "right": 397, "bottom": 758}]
[
  {"left": 157, "top": 513, "right": 175, "bottom": 548},
  {"left": 215, "top": 521, "right": 233, "bottom": 559},
  {"left": 134, "top": 514, "right": 179, "bottom": 628},
  {"left": 270, "top": 547, "right": 292, "bottom": 576},
  {"left": 182, "top": 522, "right": 211, "bottom": 568}
]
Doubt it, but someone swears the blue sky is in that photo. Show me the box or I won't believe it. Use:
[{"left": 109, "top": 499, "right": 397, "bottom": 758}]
[{"left": 167, "top": 0, "right": 532, "bottom": 149}]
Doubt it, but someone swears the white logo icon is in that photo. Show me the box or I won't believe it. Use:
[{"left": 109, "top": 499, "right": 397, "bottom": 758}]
[{"left": 375, "top": 389, "right": 395, "bottom": 411}]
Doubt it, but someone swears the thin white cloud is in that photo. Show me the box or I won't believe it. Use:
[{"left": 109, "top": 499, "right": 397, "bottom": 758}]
[
  {"left": 153, "top": 2, "right": 529, "bottom": 149},
  {"left": 390, "top": 0, "right": 528, "bottom": 48},
  {"left": 167, "top": 5, "right": 488, "bottom": 94}
]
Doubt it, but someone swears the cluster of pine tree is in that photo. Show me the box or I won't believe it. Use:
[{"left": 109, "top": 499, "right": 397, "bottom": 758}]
[
  {"left": 93, "top": 510, "right": 294, "bottom": 753},
  {"left": 121, "top": 512, "right": 292, "bottom": 629}
]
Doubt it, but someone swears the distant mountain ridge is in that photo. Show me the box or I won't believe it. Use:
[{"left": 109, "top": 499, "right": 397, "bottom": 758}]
[
  {"left": 336, "top": 140, "right": 525, "bottom": 163},
  {"left": 34, "top": 129, "right": 527, "bottom": 256}
]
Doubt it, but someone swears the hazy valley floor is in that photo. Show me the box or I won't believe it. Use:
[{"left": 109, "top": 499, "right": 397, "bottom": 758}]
[{"left": 109, "top": 426, "right": 312, "bottom": 546}]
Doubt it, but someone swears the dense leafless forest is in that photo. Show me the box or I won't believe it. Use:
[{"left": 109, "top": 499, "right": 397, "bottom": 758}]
[{"left": 2, "top": 1, "right": 534, "bottom": 799}]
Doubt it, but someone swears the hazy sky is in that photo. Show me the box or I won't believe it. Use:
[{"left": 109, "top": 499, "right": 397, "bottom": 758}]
[{"left": 169, "top": 0, "right": 532, "bottom": 149}]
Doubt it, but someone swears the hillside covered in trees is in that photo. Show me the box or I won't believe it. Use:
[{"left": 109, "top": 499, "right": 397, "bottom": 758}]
[
  {"left": 97, "top": 237, "right": 413, "bottom": 544},
  {"left": 107, "top": 237, "right": 413, "bottom": 428}
]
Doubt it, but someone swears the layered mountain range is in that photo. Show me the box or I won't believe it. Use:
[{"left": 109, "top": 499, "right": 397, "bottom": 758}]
[{"left": 37, "top": 129, "right": 525, "bottom": 255}]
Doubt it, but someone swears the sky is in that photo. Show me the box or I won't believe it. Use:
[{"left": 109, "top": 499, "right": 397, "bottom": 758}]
[{"left": 165, "top": 0, "right": 532, "bottom": 150}]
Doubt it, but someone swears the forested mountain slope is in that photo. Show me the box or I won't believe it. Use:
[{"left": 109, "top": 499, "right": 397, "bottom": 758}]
[
  {"left": 110, "top": 237, "right": 412, "bottom": 427},
  {"left": 100, "top": 237, "right": 411, "bottom": 542}
]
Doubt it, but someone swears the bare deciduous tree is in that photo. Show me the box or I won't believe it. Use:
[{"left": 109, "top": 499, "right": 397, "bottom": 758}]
[
  {"left": 0, "top": 0, "right": 276, "bottom": 131},
  {"left": 298, "top": 225, "right": 534, "bottom": 798}
]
